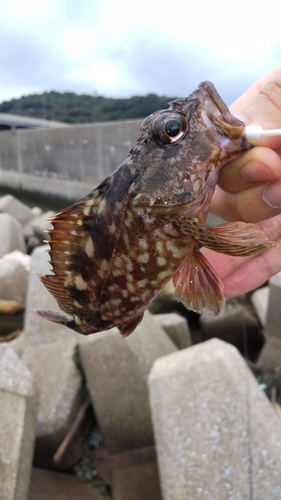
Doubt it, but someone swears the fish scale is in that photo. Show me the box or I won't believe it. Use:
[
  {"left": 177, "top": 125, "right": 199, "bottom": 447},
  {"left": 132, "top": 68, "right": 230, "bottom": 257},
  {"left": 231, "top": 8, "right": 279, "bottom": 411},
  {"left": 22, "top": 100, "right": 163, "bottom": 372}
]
[{"left": 35, "top": 81, "right": 276, "bottom": 337}]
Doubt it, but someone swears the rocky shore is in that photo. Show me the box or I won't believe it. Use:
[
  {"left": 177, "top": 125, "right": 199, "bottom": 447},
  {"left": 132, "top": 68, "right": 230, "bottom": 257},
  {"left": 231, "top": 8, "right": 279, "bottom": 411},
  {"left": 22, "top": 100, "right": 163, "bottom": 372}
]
[{"left": 1, "top": 194, "right": 281, "bottom": 500}]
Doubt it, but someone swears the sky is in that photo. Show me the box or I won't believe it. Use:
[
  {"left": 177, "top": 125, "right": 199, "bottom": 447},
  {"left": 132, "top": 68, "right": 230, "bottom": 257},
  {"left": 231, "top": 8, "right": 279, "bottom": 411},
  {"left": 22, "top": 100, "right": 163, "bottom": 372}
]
[{"left": 0, "top": 0, "right": 281, "bottom": 107}]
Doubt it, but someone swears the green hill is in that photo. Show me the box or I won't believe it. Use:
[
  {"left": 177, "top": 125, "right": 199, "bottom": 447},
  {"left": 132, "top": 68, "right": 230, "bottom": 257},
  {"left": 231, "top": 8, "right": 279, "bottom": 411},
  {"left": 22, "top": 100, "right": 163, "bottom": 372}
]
[{"left": 0, "top": 91, "right": 176, "bottom": 124}]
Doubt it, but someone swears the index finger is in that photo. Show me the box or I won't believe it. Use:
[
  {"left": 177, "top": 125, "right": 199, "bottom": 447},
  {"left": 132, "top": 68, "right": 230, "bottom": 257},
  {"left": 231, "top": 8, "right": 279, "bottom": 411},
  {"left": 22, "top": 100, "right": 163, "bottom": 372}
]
[{"left": 230, "top": 65, "right": 281, "bottom": 115}]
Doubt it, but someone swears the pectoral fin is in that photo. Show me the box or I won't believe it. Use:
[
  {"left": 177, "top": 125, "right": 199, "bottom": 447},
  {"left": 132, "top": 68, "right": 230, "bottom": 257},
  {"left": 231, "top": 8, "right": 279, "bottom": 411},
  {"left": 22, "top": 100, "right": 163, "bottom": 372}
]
[
  {"left": 173, "top": 249, "right": 224, "bottom": 315},
  {"left": 176, "top": 218, "right": 277, "bottom": 256}
]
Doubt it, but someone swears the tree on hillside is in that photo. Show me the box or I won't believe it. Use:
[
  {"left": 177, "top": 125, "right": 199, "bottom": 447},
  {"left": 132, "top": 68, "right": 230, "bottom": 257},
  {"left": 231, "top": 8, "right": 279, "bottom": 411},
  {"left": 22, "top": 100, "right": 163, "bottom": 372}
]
[{"left": 0, "top": 91, "right": 175, "bottom": 124}]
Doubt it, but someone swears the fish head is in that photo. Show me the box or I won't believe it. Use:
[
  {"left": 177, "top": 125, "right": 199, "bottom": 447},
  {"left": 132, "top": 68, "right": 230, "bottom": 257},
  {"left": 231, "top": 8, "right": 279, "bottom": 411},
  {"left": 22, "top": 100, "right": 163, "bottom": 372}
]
[{"left": 130, "top": 81, "right": 251, "bottom": 216}]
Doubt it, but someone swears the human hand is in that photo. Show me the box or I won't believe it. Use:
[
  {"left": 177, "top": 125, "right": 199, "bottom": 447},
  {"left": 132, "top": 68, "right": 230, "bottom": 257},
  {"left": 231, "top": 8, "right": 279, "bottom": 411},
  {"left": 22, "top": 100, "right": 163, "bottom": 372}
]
[{"left": 202, "top": 66, "right": 281, "bottom": 296}]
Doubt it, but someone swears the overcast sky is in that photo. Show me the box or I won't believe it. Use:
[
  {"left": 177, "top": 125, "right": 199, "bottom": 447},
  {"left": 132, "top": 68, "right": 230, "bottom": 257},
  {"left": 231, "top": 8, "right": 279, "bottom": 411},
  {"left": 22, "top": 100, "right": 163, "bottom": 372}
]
[{"left": 1, "top": 0, "right": 281, "bottom": 106}]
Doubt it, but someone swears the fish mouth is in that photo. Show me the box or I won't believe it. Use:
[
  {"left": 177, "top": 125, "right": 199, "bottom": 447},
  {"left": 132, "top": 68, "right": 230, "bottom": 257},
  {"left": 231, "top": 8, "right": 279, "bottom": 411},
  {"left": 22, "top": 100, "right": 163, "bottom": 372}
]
[{"left": 197, "top": 81, "right": 246, "bottom": 142}]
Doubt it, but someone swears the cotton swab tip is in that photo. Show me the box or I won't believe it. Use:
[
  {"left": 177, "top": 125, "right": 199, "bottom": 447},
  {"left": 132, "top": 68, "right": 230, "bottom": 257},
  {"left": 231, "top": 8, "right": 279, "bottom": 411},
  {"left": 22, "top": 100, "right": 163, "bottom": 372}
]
[{"left": 245, "top": 125, "right": 281, "bottom": 141}]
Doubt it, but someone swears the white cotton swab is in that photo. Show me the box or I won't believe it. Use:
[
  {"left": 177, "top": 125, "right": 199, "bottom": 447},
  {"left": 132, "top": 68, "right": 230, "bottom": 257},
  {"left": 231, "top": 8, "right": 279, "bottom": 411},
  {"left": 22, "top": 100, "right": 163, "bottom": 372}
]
[{"left": 245, "top": 125, "right": 281, "bottom": 141}]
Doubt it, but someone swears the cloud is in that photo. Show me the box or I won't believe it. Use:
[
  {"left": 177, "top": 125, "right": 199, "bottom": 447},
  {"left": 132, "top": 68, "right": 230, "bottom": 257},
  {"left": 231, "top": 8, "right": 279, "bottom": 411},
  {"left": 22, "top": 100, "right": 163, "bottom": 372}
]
[{"left": 0, "top": 0, "right": 280, "bottom": 105}]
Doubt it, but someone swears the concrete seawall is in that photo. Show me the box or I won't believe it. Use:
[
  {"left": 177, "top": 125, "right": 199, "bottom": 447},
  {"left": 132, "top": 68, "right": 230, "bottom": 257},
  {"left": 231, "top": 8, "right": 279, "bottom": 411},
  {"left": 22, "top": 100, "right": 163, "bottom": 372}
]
[{"left": 0, "top": 119, "right": 143, "bottom": 202}]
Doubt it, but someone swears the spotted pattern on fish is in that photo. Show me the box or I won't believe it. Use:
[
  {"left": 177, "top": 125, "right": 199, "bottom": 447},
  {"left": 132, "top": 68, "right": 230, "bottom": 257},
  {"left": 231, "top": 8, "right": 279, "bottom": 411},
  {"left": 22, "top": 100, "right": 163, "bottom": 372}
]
[{"left": 35, "top": 81, "right": 276, "bottom": 337}]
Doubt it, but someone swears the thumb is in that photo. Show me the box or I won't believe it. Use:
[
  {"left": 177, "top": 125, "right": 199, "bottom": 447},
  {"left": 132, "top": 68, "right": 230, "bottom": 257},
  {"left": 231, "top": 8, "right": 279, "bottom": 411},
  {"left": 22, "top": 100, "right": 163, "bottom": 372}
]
[{"left": 230, "top": 66, "right": 281, "bottom": 149}]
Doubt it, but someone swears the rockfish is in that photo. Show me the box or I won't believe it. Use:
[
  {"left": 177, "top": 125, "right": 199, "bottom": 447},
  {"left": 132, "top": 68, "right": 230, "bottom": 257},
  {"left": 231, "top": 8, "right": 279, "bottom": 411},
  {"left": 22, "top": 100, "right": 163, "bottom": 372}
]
[{"left": 35, "top": 81, "right": 276, "bottom": 337}]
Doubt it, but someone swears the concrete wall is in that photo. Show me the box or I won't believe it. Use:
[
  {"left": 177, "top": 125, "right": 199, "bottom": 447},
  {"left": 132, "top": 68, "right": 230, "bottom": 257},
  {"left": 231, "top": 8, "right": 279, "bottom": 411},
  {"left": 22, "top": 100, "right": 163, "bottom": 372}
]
[
  {"left": 0, "top": 119, "right": 143, "bottom": 201},
  {"left": 0, "top": 112, "right": 72, "bottom": 130}
]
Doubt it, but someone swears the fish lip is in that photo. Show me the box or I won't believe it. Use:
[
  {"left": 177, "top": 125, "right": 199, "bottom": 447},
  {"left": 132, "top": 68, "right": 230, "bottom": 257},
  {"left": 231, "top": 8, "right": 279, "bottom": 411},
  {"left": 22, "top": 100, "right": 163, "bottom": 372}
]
[{"left": 196, "top": 81, "right": 247, "bottom": 142}]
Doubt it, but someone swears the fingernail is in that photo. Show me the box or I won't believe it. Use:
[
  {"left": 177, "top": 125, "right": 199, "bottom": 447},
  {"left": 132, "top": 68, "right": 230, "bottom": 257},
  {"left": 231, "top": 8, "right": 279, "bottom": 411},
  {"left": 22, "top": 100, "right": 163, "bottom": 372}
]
[{"left": 263, "top": 180, "right": 281, "bottom": 209}]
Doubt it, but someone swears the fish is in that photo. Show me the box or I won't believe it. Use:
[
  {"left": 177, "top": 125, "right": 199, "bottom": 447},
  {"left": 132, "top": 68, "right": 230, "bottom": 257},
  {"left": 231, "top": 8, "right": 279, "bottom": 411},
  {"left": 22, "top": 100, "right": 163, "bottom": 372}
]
[{"left": 34, "top": 81, "right": 276, "bottom": 337}]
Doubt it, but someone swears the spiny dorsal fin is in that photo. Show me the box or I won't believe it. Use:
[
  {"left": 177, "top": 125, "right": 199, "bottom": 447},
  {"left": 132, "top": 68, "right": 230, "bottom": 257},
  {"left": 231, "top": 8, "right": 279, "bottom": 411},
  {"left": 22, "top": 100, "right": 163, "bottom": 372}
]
[{"left": 41, "top": 191, "right": 102, "bottom": 317}]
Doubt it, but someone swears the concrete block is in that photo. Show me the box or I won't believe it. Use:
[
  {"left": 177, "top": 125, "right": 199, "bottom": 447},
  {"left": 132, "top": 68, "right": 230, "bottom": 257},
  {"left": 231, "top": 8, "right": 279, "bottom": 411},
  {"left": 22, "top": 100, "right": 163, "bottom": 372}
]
[
  {"left": 155, "top": 312, "right": 191, "bottom": 349},
  {"left": 251, "top": 286, "right": 269, "bottom": 327},
  {"left": 0, "top": 345, "right": 37, "bottom": 500},
  {"left": 79, "top": 311, "right": 177, "bottom": 454},
  {"left": 257, "top": 273, "right": 281, "bottom": 369},
  {"left": 33, "top": 209, "right": 55, "bottom": 228},
  {"left": 24, "top": 210, "right": 54, "bottom": 253},
  {"left": 111, "top": 446, "right": 162, "bottom": 500},
  {"left": 0, "top": 194, "right": 34, "bottom": 226},
  {"left": 265, "top": 272, "right": 281, "bottom": 340},
  {"left": 7, "top": 245, "right": 87, "bottom": 458},
  {"left": 257, "top": 335, "right": 281, "bottom": 370},
  {"left": 200, "top": 301, "right": 259, "bottom": 343},
  {"left": 200, "top": 301, "right": 263, "bottom": 358},
  {"left": 29, "top": 467, "right": 105, "bottom": 499},
  {"left": 149, "top": 338, "right": 281, "bottom": 500},
  {"left": 16, "top": 244, "right": 81, "bottom": 349},
  {"left": 0, "top": 258, "right": 29, "bottom": 303},
  {"left": 21, "top": 336, "right": 83, "bottom": 456},
  {"left": 0, "top": 250, "right": 31, "bottom": 270},
  {"left": 0, "top": 213, "right": 26, "bottom": 257},
  {"left": 23, "top": 209, "right": 55, "bottom": 237}
]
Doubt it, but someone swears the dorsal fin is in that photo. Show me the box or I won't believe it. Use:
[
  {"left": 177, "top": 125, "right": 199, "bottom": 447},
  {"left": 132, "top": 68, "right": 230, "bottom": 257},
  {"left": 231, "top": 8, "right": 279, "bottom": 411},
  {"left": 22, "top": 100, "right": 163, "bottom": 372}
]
[{"left": 41, "top": 191, "right": 102, "bottom": 317}]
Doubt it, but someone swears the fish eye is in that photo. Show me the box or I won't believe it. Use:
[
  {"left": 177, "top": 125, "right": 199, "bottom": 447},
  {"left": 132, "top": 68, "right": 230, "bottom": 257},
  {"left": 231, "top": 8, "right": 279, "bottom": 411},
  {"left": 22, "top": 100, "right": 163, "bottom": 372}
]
[
  {"left": 152, "top": 112, "right": 187, "bottom": 145},
  {"left": 164, "top": 119, "right": 181, "bottom": 138}
]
